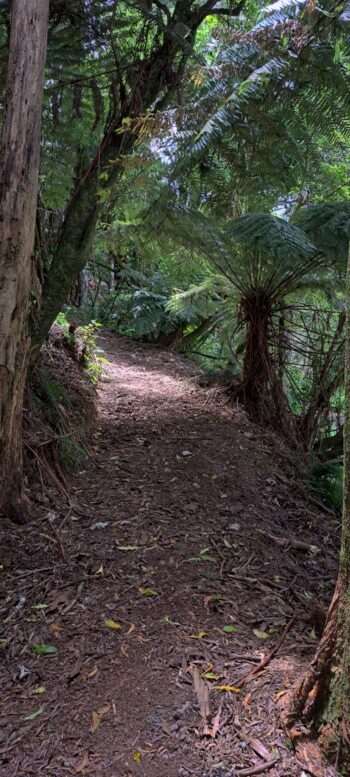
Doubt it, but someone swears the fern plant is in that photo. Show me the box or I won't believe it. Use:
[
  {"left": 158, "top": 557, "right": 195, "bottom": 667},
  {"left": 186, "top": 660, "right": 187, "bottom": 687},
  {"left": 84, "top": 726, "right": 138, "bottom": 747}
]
[{"left": 155, "top": 204, "right": 346, "bottom": 429}]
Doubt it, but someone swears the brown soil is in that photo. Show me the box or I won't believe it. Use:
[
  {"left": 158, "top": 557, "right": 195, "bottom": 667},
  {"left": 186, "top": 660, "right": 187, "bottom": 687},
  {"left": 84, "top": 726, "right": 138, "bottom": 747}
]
[{"left": 0, "top": 333, "right": 340, "bottom": 776}]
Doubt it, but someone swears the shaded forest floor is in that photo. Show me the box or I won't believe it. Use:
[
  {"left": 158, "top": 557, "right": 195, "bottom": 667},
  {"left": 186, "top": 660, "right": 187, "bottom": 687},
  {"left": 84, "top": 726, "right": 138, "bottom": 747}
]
[{"left": 0, "top": 333, "right": 341, "bottom": 776}]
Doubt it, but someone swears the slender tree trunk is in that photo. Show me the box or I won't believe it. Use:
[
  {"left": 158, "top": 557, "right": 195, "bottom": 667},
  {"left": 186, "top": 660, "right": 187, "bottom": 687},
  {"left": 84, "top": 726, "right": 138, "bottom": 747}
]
[
  {"left": 0, "top": 0, "right": 48, "bottom": 523},
  {"left": 299, "top": 312, "right": 345, "bottom": 450},
  {"left": 285, "top": 244, "right": 350, "bottom": 766}
]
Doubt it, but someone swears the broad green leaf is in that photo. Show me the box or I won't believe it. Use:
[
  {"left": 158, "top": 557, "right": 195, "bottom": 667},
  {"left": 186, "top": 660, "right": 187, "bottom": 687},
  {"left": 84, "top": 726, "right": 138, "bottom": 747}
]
[
  {"left": 33, "top": 644, "right": 58, "bottom": 655},
  {"left": 223, "top": 625, "right": 237, "bottom": 634},
  {"left": 34, "top": 686, "right": 46, "bottom": 694},
  {"left": 105, "top": 619, "right": 121, "bottom": 630}
]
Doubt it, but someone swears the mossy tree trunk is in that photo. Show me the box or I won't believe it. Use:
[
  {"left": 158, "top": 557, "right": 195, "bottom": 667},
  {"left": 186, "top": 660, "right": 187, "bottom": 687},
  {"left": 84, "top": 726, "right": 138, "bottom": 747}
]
[
  {"left": 30, "top": 0, "right": 245, "bottom": 350},
  {"left": 286, "top": 243, "right": 350, "bottom": 764},
  {"left": 0, "top": 0, "right": 49, "bottom": 523}
]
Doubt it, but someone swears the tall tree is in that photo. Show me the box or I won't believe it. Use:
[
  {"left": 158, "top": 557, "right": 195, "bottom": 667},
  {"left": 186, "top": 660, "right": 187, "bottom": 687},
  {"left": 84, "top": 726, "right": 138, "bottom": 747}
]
[
  {"left": 29, "top": 0, "right": 245, "bottom": 349},
  {"left": 0, "top": 0, "right": 49, "bottom": 522},
  {"left": 284, "top": 202, "right": 350, "bottom": 765}
]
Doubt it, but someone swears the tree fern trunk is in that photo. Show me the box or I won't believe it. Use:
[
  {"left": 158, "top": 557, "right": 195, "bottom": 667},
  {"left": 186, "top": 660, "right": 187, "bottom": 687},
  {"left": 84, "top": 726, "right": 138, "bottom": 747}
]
[
  {"left": 241, "top": 294, "right": 272, "bottom": 409},
  {"left": 0, "top": 0, "right": 48, "bottom": 522}
]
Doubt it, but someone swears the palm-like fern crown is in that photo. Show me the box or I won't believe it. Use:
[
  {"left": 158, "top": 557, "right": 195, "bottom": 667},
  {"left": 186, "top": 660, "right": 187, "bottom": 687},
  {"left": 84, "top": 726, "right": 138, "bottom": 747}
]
[
  {"left": 165, "top": 0, "right": 350, "bottom": 208},
  {"left": 150, "top": 204, "right": 325, "bottom": 299}
]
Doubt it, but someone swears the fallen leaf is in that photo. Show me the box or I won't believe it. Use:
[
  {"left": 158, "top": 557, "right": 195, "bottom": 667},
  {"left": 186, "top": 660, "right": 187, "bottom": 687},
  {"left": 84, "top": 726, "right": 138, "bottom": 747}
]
[
  {"left": 189, "top": 665, "right": 211, "bottom": 734},
  {"left": 253, "top": 629, "right": 269, "bottom": 640},
  {"left": 139, "top": 587, "right": 157, "bottom": 597},
  {"left": 34, "top": 686, "right": 45, "bottom": 694},
  {"left": 216, "top": 685, "right": 240, "bottom": 693},
  {"left": 91, "top": 710, "right": 101, "bottom": 733},
  {"left": 133, "top": 751, "right": 141, "bottom": 764},
  {"left": 223, "top": 625, "right": 237, "bottom": 634},
  {"left": 161, "top": 719, "right": 171, "bottom": 735},
  {"left": 90, "top": 521, "right": 109, "bottom": 530},
  {"left": 120, "top": 643, "right": 129, "bottom": 657},
  {"left": 96, "top": 564, "right": 104, "bottom": 575},
  {"left": 105, "top": 619, "right": 121, "bottom": 630},
  {"left": 247, "top": 737, "right": 271, "bottom": 760},
  {"left": 164, "top": 615, "right": 181, "bottom": 625},
  {"left": 75, "top": 753, "right": 89, "bottom": 773},
  {"left": 98, "top": 705, "right": 110, "bottom": 715},
  {"left": 243, "top": 691, "right": 252, "bottom": 708},
  {"left": 33, "top": 644, "right": 57, "bottom": 655},
  {"left": 50, "top": 623, "right": 64, "bottom": 634},
  {"left": 31, "top": 603, "right": 49, "bottom": 610},
  {"left": 117, "top": 545, "right": 139, "bottom": 551},
  {"left": 204, "top": 594, "right": 225, "bottom": 608},
  {"left": 190, "top": 630, "right": 207, "bottom": 639},
  {"left": 87, "top": 665, "right": 98, "bottom": 679},
  {"left": 210, "top": 705, "right": 222, "bottom": 738},
  {"left": 202, "top": 672, "right": 218, "bottom": 680},
  {"left": 188, "top": 555, "right": 217, "bottom": 563},
  {"left": 23, "top": 706, "right": 44, "bottom": 721},
  {"left": 127, "top": 623, "right": 135, "bottom": 635}
]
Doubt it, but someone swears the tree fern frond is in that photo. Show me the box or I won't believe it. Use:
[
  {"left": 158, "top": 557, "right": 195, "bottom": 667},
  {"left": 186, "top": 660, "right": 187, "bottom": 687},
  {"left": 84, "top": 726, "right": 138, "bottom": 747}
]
[
  {"left": 293, "top": 201, "right": 350, "bottom": 261},
  {"left": 224, "top": 213, "right": 318, "bottom": 264}
]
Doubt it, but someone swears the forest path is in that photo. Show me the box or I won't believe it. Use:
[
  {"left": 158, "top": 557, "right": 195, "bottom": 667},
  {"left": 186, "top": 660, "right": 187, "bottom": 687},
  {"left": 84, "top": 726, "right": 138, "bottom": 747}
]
[{"left": 2, "top": 334, "right": 338, "bottom": 776}]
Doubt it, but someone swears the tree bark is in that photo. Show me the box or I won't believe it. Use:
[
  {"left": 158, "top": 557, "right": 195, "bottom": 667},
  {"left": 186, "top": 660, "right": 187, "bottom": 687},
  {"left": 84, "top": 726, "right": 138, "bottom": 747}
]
[
  {"left": 285, "top": 244, "right": 350, "bottom": 766},
  {"left": 0, "top": 0, "right": 48, "bottom": 522}
]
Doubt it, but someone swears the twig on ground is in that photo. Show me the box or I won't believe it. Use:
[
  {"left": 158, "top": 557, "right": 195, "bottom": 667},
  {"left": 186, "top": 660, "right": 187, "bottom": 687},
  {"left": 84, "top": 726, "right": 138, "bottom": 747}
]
[
  {"left": 46, "top": 515, "right": 69, "bottom": 562},
  {"left": 236, "top": 757, "right": 280, "bottom": 776},
  {"left": 238, "top": 617, "right": 296, "bottom": 687}
]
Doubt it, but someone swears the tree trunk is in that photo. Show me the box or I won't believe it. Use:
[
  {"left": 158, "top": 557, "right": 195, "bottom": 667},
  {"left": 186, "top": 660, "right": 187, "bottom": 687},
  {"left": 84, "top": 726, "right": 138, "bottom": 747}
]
[
  {"left": 285, "top": 244, "right": 350, "bottom": 767},
  {"left": 0, "top": 0, "right": 48, "bottom": 523},
  {"left": 241, "top": 294, "right": 273, "bottom": 410},
  {"left": 30, "top": 1, "right": 239, "bottom": 349}
]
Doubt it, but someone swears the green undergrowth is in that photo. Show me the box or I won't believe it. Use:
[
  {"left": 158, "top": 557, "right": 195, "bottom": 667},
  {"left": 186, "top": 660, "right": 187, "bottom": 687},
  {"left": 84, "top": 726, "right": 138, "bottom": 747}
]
[
  {"left": 306, "top": 459, "right": 343, "bottom": 513},
  {"left": 26, "top": 325, "right": 98, "bottom": 476}
]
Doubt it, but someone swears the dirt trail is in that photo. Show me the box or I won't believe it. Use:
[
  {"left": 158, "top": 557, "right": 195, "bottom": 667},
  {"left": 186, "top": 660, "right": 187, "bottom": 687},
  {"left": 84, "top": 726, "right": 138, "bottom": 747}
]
[{"left": 1, "top": 334, "right": 339, "bottom": 776}]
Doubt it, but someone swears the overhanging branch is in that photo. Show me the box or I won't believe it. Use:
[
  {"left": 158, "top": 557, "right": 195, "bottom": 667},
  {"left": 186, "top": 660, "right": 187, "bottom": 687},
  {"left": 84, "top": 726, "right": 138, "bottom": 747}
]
[{"left": 197, "top": 0, "right": 245, "bottom": 21}]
